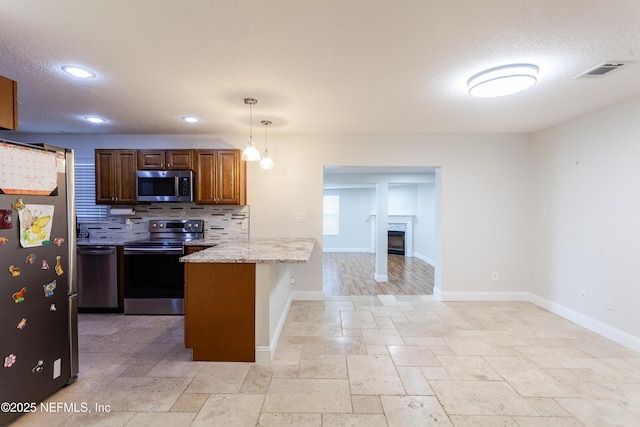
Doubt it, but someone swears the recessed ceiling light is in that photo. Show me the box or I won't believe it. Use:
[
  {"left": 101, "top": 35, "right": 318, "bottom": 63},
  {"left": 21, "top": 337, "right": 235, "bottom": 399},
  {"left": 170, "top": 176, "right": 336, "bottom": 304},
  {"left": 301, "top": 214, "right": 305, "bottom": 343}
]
[
  {"left": 182, "top": 116, "right": 199, "bottom": 123},
  {"left": 84, "top": 116, "right": 105, "bottom": 124},
  {"left": 468, "top": 64, "right": 539, "bottom": 98},
  {"left": 62, "top": 65, "right": 96, "bottom": 78}
]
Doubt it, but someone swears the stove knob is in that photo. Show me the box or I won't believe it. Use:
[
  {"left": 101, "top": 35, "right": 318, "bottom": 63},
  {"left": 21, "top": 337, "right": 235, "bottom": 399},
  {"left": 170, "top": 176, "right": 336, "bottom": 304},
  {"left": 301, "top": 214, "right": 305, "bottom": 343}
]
[{"left": 194, "top": 223, "right": 199, "bottom": 228}]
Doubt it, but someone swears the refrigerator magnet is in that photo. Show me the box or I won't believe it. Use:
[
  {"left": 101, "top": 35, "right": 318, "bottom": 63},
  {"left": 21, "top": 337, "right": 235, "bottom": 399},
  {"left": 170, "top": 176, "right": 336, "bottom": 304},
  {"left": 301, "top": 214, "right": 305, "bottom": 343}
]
[
  {"left": 0, "top": 209, "right": 12, "bottom": 229},
  {"left": 0, "top": 237, "right": 8, "bottom": 245},
  {"left": 41, "top": 259, "right": 49, "bottom": 270},
  {"left": 53, "top": 237, "right": 64, "bottom": 246},
  {"left": 43, "top": 280, "right": 56, "bottom": 297},
  {"left": 4, "top": 354, "right": 16, "bottom": 368},
  {"left": 32, "top": 359, "right": 44, "bottom": 373},
  {"left": 12, "top": 287, "right": 26, "bottom": 303},
  {"left": 17, "top": 318, "right": 27, "bottom": 330},
  {"left": 54, "top": 256, "right": 63, "bottom": 276},
  {"left": 8, "top": 265, "right": 21, "bottom": 277},
  {"left": 25, "top": 253, "right": 36, "bottom": 264},
  {"left": 49, "top": 304, "right": 56, "bottom": 311},
  {"left": 11, "top": 198, "right": 25, "bottom": 211},
  {"left": 16, "top": 202, "right": 54, "bottom": 248}
]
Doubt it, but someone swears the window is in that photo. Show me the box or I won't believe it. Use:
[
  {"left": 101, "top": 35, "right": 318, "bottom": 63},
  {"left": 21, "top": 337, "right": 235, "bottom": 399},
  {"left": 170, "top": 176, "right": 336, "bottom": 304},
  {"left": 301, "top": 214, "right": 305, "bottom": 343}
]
[
  {"left": 74, "top": 157, "right": 108, "bottom": 221},
  {"left": 323, "top": 194, "right": 340, "bottom": 235}
]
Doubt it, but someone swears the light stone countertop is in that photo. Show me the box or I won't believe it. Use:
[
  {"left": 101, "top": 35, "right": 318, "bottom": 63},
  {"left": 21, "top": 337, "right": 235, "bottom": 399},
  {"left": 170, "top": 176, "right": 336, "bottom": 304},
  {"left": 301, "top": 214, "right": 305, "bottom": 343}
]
[
  {"left": 179, "top": 238, "right": 316, "bottom": 264},
  {"left": 183, "top": 237, "right": 226, "bottom": 247}
]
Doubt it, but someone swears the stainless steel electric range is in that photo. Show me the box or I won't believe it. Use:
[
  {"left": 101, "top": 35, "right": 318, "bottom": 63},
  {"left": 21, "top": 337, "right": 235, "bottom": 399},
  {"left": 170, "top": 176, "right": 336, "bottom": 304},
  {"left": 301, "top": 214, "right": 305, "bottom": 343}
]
[{"left": 123, "top": 219, "right": 204, "bottom": 315}]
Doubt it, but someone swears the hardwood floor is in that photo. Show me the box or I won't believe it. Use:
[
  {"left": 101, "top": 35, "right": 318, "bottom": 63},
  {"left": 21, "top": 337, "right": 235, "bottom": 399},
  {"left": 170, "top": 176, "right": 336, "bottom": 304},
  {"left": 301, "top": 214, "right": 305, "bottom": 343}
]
[{"left": 323, "top": 252, "right": 434, "bottom": 295}]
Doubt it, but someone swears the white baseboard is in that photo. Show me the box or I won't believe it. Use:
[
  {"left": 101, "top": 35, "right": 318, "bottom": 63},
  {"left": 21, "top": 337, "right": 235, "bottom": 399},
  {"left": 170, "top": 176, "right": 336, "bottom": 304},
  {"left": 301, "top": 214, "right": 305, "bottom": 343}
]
[
  {"left": 323, "top": 248, "right": 372, "bottom": 253},
  {"left": 440, "top": 291, "right": 640, "bottom": 353},
  {"left": 440, "top": 291, "right": 530, "bottom": 302},
  {"left": 254, "top": 346, "right": 272, "bottom": 363},
  {"left": 291, "top": 290, "right": 325, "bottom": 301},
  {"left": 255, "top": 294, "right": 294, "bottom": 363},
  {"left": 433, "top": 286, "right": 442, "bottom": 299},
  {"left": 528, "top": 293, "right": 640, "bottom": 354},
  {"left": 413, "top": 252, "right": 435, "bottom": 266}
]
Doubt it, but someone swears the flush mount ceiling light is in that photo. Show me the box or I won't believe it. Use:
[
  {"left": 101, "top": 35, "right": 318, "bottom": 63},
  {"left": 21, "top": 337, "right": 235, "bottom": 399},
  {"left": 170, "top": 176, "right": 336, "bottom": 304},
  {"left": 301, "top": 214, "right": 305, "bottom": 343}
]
[
  {"left": 182, "top": 116, "right": 199, "bottom": 123},
  {"left": 241, "top": 98, "right": 261, "bottom": 162},
  {"left": 84, "top": 116, "right": 105, "bottom": 124},
  {"left": 259, "top": 120, "right": 274, "bottom": 170},
  {"left": 468, "top": 63, "right": 539, "bottom": 98},
  {"left": 62, "top": 65, "right": 95, "bottom": 78}
]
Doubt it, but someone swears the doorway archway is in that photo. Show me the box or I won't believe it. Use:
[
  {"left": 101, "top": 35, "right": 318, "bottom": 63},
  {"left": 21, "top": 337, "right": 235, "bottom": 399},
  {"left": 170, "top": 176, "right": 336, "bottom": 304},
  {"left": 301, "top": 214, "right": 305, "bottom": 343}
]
[{"left": 322, "top": 166, "right": 442, "bottom": 296}]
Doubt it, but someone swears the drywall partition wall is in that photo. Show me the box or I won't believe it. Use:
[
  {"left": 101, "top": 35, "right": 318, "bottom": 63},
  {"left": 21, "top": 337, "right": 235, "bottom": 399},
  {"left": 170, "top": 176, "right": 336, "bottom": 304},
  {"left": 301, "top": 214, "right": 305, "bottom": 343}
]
[
  {"left": 5, "top": 132, "right": 532, "bottom": 300},
  {"left": 323, "top": 187, "right": 373, "bottom": 252},
  {"left": 388, "top": 184, "right": 418, "bottom": 215},
  {"left": 248, "top": 133, "right": 532, "bottom": 298},
  {"left": 414, "top": 183, "right": 436, "bottom": 265},
  {"left": 531, "top": 95, "right": 640, "bottom": 345}
]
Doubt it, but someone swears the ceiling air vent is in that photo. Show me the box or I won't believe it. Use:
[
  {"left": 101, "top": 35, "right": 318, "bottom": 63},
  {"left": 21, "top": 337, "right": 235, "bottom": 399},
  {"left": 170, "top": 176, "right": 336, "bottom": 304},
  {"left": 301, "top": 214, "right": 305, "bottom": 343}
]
[{"left": 575, "top": 61, "right": 626, "bottom": 78}]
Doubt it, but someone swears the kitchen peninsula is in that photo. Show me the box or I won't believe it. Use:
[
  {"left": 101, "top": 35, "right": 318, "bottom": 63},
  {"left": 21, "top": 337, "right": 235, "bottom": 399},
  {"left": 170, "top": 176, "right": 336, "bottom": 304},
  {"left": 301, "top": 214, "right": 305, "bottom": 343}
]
[{"left": 180, "top": 238, "right": 315, "bottom": 362}]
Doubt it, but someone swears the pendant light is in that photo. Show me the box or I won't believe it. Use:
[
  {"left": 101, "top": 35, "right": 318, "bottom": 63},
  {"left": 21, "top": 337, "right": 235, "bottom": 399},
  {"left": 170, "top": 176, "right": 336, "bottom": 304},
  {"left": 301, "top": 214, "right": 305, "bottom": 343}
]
[
  {"left": 259, "top": 120, "right": 274, "bottom": 170},
  {"left": 241, "top": 98, "right": 261, "bottom": 161}
]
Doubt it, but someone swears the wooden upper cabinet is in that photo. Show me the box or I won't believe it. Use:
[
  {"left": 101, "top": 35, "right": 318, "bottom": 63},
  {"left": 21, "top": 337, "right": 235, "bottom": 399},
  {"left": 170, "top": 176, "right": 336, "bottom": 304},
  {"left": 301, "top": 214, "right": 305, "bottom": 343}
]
[
  {"left": 0, "top": 75, "right": 18, "bottom": 130},
  {"left": 194, "top": 149, "right": 246, "bottom": 205},
  {"left": 216, "top": 149, "right": 245, "bottom": 205},
  {"left": 194, "top": 150, "right": 216, "bottom": 204},
  {"left": 95, "top": 149, "right": 137, "bottom": 204},
  {"left": 138, "top": 149, "right": 193, "bottom": 170}
]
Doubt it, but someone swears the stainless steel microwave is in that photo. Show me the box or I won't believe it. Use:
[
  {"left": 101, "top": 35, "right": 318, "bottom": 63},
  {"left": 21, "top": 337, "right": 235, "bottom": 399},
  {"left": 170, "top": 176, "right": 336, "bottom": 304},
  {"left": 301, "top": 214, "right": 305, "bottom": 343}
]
[{"left": 136, "top": 170, "right": 194, "bottom": 202}]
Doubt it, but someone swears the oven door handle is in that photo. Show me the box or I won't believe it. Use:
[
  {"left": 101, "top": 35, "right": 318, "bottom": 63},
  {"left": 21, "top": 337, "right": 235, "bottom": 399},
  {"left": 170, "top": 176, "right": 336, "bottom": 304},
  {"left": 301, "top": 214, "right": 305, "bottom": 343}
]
[{"left": 124, "top": 247, "right": 184, "bottom": 254}]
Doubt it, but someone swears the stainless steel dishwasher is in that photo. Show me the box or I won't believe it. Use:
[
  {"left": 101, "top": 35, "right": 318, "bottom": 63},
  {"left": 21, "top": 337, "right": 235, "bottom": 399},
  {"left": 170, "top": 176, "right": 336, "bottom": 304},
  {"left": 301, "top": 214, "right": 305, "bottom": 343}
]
[{"left": 77, "top": 245, "right": 118, "bottom": 308}]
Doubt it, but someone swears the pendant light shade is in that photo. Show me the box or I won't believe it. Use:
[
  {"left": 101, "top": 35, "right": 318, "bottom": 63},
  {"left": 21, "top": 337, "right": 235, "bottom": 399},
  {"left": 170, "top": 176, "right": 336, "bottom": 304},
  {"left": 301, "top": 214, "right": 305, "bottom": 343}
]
[
  {"left": 468, "top": 64, "right": 539, "bottom": 98},
  {"left": 242, "top": 98, "right": 261, "bottom": 162},
  {"left": 259, "top": 120, "right": 274, "bottom": 170}
]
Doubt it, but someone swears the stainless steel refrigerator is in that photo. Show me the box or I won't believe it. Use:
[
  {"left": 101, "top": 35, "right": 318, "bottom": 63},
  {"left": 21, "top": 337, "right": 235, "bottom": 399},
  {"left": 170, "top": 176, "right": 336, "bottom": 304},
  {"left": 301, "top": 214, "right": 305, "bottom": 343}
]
[{"left": 0, "top": 140, "right": 78, "bottom": 426}]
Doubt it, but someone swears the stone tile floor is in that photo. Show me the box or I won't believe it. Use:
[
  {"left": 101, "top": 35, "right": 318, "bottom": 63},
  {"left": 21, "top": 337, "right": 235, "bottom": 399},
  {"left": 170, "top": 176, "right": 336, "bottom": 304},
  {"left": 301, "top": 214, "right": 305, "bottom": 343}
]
[{"left": 11, "top": 296, "right": 640, "bottom": 426}]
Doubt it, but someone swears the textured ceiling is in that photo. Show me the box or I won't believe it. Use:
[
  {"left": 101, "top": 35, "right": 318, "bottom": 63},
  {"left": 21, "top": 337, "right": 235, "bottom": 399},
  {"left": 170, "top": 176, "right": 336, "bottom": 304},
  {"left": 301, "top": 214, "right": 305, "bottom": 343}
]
[{"left": 1, "top": 0, "right": 640, "bottom": 135}]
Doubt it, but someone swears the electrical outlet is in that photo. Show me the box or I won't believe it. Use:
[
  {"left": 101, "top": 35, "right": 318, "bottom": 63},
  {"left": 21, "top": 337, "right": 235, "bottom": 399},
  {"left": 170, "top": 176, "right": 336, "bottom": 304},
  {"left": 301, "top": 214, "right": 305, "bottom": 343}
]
[
  {"left": 580, "top": 289, "right": 588, "bottom": 301},
  {"left": 289, "top": 277, "right": 295, "bottom": 286},
  {"left": 241, "top": 218, "right": 249, "bottom": 230},
  {"left": 607, "top": 297, "right": 615, "bottom": 311},
  {"left": 491, "top": 272, "right": 498, "bottom": 281}
]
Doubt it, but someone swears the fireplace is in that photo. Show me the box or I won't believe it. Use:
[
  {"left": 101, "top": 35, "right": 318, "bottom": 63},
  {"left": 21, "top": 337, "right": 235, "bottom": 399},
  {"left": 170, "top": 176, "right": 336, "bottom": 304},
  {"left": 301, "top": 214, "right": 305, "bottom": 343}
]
[
  {"left": 369, "top": 215, "right": 414, "bottom": 257},
  {"left": 388, "top": 230, "right": 405, "bottom": 255}
]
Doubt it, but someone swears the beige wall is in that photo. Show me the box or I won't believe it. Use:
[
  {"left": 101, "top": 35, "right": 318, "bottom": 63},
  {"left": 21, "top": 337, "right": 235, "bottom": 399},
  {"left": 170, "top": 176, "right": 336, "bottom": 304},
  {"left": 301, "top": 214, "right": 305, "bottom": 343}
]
[
  {"left": 531, "top": 95, "right": 640, "bottom": 340},
  {"left": 246, "top": 133, "right": 532, "bottom": 298}
]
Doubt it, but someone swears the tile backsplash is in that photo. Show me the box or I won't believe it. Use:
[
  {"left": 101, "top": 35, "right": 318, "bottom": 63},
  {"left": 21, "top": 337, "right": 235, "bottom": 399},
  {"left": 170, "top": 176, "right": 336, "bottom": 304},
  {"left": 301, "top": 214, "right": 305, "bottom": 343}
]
[{"left": 78, "top": 203, "right": 249, "bottom": 243}]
